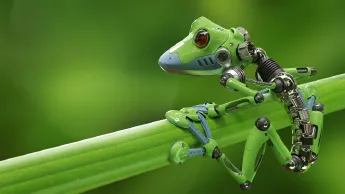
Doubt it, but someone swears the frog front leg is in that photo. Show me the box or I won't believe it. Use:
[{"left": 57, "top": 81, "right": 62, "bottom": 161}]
[
  {"left": 164, "top": 99, "right": 270, "bottom": 165},
  {"left": 219, "top": 67, "right": 278, "bottom": 104}
]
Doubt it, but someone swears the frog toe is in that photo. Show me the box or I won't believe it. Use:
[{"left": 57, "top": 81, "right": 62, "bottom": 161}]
[
  {"left": 165, "top": 110, "right": 190, "bottom": 129},
  {"left": 180, "top": 107, "right": 200, "bottom": 121}
]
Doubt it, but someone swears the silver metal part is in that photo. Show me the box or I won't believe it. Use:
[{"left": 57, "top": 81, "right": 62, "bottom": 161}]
[
  {"left": 291, "top": 96, "right": 305, "bottom": 110},
  {"left": 237, "top": 42, "right": 253, "bottom": 61},
  {"left": 223, "top": 66, "right": 246, "bottom": 83},
  {"left": 276, "top": 73, "right": 296, "bottom": 90},
  {"left": 298, "top": 110, "right": 309, "bottom": 122},
  {"left": 269, "top": 71, "right": 317, "bottom": 165},
  {"left": 215, "top": 47, "right": 232, "bottom": 69},
  {"left": 253, "top": 48, "right": 268, "bottom": 63},
  {"left": 287, "top": 161, "right": 296, "bottom": 170},
  {"left": 301, "top": 123, "right": 315, "bottom": 136},
  {"left": 246, "top": 78, "right": 273, "bottom": 86},
  {"left": 236, "top": 27, "right": 250, "bottom": 41}
]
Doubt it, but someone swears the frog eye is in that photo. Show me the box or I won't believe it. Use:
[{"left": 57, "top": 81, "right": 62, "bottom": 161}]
[{"left": 194, "top": 30, "right": 209, "bottom": 48}]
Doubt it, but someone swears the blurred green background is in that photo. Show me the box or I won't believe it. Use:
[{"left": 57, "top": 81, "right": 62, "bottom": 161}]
[{"left": 1, "top": 0, "right": 345, "bottom": 193}]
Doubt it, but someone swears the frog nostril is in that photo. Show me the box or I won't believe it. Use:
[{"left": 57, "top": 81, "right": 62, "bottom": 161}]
[{"left": 158, "top": 51, "right": 182, "bottom": 67}]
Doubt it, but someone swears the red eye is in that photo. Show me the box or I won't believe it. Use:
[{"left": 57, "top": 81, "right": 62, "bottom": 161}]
[{"left": 194, "top": 30, "right": 209, "bottom": 48}]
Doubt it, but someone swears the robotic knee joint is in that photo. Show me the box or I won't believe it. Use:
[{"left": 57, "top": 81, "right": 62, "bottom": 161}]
[
  {"left": 255, "top": 117, "right": 270, "bottom": 131},
  {"left": 312, "top": 102, "right": 324, "bottom": 112}
]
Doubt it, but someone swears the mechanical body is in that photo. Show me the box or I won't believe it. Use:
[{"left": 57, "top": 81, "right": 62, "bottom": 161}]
[{"left": 158, "top": 17, "right": 324, "bottom": 190}]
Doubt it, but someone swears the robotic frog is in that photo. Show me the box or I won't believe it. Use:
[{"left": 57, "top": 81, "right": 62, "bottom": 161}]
[{"left": 158, "top": 17, "right": 323, "bottom": 190}]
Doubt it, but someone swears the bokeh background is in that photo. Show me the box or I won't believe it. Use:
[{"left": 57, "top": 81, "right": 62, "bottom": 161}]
[{"left": 1, "top": 0, "right": 345, "bottom": 193}]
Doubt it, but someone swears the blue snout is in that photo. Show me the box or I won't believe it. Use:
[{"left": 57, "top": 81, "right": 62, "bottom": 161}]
[
  {"left": 158, "top": 50, "right": 222, "bottom": 74},
  {"left": 158, "top": 50, "right": 182, "bottom": 72}
]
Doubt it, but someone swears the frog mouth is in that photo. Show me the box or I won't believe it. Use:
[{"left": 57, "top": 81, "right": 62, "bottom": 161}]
[
  {"left": 160, "top": 66, "right": 223, "bottom": 76},
  {"left": 160, "top": 66, "right": 192, "bottom": 75}
]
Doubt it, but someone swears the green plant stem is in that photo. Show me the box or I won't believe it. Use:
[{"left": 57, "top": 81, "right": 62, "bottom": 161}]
[{"left": 0, "top": 74, "right": 345, "bottom": 194}]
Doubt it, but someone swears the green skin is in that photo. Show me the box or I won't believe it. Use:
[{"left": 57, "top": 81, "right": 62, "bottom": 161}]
[{"left": 160, "top": 17, "right": 324, "bottom": 189}]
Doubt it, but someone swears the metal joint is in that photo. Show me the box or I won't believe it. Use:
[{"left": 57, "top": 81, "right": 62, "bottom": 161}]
[
  {"left": 297, "top": 109, "right": 309, "bottom": 121},
  {"left": 212, "top": 147, "right": 222, "bottom": 159},
  {"left": 220, "top": 73, "right": 232, "bottom": 86},
  {"left": 240, "top": 181, "right": 252, "bottom": 190},
  {"left": 312, "top": 102, "right": 324, "bottom": 112},
  {"left": 254, "top": 93, "right": 265, "bottom": 103},
  {"left": 255, "top": 117, "right": 270, "bottom": 131}
]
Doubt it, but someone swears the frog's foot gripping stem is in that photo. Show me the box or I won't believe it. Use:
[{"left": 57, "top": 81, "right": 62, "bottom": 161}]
[
  {"left": 166, "top": 102, "right": 217, "bottom": 164},
  {"left": 166, "top": 104, "right": 253, "bottom": 190},
  {"left": 166, "top": 104, "right": 289, "bottom": 190}
]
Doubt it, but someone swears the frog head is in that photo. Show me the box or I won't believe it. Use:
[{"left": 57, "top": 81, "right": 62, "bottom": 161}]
[{"left": 158, "top": 16, "right": 251, "bottom": 76}]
